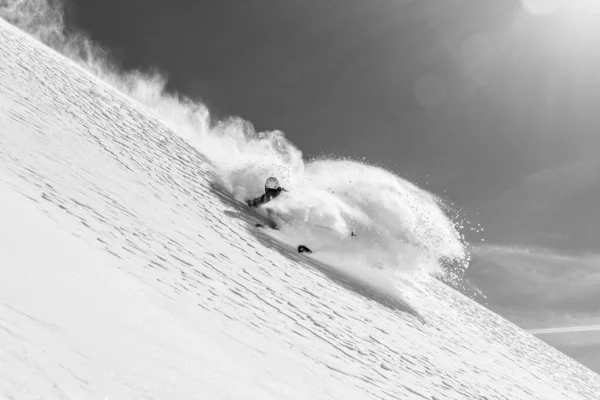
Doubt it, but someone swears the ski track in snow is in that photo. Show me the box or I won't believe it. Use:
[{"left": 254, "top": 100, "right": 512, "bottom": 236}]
[{"left": 0, "top": 19, "right": 599, "bottom": 400}]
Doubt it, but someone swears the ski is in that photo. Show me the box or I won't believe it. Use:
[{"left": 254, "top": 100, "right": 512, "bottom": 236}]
[
  {"left": 297, "top": 245, "right": 312, "bottom": 253},
  {"left": 254, "top": 223, "right": 312, "bottom": 253}
]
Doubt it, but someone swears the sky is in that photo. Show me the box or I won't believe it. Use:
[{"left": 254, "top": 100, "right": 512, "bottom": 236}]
[{"left": 61, "top": 0, "right": 600, "bottom": 371}]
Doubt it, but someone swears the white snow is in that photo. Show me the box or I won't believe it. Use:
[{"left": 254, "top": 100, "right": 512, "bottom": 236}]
[{"left": 1, "top": 18, "right": 599, "bottom": 399}]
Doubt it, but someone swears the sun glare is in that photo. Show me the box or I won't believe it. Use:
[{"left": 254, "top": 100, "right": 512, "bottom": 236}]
[
  {"left": 521, "top": 0, "right": 563, "bottom": 15},
  {"left": 522, "top": 0, "right": 600, "bottom": 17},
  {"left": 521, "top": 0, "right": 600, "bottom": 44}
]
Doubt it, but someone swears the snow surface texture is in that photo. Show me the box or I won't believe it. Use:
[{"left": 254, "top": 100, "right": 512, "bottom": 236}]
[{"left": 0, "top": 18, "right": 599, "bottom": 400}]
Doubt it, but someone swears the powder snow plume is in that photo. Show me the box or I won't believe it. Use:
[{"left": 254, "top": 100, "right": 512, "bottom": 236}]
[{"left": 0, "top": 0, "right": 469, "bottom": 279}]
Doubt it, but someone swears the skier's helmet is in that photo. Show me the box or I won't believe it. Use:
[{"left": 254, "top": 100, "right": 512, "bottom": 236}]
[{"left": 265, "top": 177, "right": 280, "bottom": 190}]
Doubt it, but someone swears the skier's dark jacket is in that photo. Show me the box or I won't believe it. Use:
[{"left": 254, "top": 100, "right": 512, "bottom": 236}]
[{"left": 246, "top": 187, "right": 285, "bottom": 207}]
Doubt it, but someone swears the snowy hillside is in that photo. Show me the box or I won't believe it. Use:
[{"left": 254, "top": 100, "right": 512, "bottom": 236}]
[{"left": 1, "top": 18, "right": 599, "bottom": 400}]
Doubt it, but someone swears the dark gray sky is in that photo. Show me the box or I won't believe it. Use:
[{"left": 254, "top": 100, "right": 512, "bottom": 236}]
[{"left": 65, "top": 0, "right": 600, "bottom": 370}]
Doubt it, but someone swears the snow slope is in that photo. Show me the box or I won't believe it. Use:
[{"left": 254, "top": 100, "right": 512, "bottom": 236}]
[{"left": 0, "top": 18, "right": 599, "bottom": 400}]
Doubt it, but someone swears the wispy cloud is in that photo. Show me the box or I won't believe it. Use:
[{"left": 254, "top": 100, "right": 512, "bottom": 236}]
[
  {"left": 468, "top": 245, "right": 600, "bottom": 328},
  {"left": 481, "top": 159, "right": 600, "bottom": 250},
  {"left": 494, "top": 160, "right": 600, "bottom": 216},
  {"left": 516, "top": 160, "right": 599, "bottom": 208},
  {"left": 529, "top": 325, "right": 600, "bottom": 335}
]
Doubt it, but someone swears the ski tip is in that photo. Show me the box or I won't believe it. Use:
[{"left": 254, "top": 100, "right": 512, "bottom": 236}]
[{"left": 297, "top": 245, "right": 312, "bottom": 254}]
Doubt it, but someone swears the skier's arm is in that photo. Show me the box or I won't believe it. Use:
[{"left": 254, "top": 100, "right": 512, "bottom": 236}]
[
  {"left": 246, "top": 187, "right": 285, "bottom": 208},
  {"left": 246, "top": 194, "right": 266, "bottom": 208}
]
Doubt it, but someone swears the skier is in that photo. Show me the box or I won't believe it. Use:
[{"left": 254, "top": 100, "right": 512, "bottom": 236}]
[
  {"left": 245, "top": 177, "right": 286, "bottom": 208},
  {"left": 245, "top": 177, "right": 312, "bottom": 254}
]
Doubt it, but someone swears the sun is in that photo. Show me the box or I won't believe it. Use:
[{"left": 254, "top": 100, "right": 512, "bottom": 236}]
[
  {"left": 521, "top": 0, "right": 600, "bottom": 17},
  {"left": 521, "top": 0, "right": 564, "bottom": 15}
]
